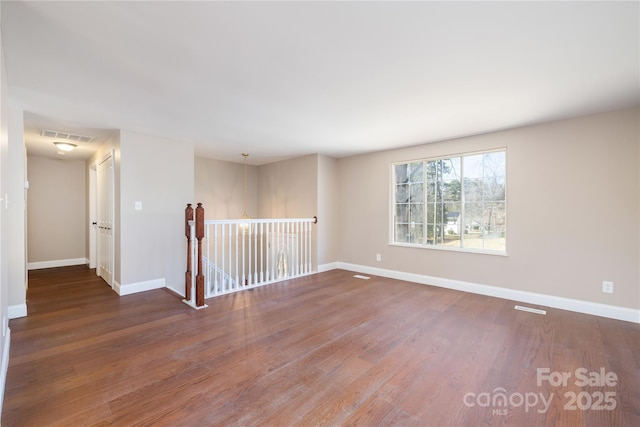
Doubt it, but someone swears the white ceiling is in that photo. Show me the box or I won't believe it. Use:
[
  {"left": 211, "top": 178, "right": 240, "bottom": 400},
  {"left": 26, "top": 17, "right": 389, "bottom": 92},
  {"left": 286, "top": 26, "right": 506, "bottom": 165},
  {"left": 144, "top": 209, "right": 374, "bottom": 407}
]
[{"left": 2, "top": 1, "right": 638, "bottom": 164}]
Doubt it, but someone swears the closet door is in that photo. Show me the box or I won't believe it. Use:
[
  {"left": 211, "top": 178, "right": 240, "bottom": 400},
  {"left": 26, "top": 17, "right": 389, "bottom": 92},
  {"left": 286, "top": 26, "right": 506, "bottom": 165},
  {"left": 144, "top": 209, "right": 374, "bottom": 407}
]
[{"left": 97, "top": 153, "right": 114, "bottom": 287}]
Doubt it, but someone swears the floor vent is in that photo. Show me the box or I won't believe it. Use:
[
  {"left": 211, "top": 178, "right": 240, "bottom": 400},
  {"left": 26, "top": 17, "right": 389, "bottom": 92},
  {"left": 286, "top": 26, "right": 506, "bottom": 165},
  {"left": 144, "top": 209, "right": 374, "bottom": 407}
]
[
  {"left": 353, "top": 274, "right": 370, "bottom": 280},
  {"left": 514, "top": 305, "right": 546, "bottom": 315}
]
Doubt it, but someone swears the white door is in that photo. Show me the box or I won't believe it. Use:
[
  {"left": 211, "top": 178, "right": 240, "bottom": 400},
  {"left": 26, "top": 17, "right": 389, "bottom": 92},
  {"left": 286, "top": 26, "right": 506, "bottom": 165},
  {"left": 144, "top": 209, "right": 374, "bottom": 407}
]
[{"left": 97, "top": 153, "right": 114, "bottom": 287}]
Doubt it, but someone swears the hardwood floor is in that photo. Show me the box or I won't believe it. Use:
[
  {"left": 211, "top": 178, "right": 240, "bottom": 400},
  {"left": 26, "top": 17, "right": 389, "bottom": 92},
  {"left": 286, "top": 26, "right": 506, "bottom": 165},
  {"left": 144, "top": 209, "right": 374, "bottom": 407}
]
[{"left": 3, "top": 266, "right": 639, "bottom": 426}]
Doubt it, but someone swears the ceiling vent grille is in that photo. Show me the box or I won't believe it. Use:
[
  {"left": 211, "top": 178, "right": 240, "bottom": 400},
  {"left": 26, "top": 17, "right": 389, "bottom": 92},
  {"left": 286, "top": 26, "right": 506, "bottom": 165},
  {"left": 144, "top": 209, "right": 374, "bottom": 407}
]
[{"left": 41, "top": 129, "right": 94, "bottom": 143}]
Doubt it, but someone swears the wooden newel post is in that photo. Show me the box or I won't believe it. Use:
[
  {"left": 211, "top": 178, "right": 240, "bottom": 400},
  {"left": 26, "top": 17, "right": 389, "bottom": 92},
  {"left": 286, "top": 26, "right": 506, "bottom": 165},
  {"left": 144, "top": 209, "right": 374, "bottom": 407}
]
[
  {"left": 185, "top": 204, "right": 194, "bottom": 301},
  {"left": 195, "top": 203, "right": 205, "bottom": 307}
]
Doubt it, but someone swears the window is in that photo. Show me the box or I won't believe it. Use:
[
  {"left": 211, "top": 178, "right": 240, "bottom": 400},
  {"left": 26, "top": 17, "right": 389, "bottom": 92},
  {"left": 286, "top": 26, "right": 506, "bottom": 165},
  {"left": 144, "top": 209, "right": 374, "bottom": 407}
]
[{"left": 392, "top": 149, "right": 506, "bottom": 253}]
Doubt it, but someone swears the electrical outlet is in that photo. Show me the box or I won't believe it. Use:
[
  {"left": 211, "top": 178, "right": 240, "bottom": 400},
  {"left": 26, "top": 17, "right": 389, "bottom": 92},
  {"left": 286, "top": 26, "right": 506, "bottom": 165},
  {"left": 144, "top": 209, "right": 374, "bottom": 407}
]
[
  {"left": 602, "top": 281, "right": 614, "bottom": 294},
  {"left": 376, "top": 253, "right": 381, "bottom": 262}
]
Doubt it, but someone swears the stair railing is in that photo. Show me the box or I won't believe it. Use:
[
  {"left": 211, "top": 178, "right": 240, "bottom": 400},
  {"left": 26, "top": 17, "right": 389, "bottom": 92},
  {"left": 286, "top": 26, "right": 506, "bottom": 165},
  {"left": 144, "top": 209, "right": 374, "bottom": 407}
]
[{"left": 184, "top": 203, "right": 317, "bottom": 308}]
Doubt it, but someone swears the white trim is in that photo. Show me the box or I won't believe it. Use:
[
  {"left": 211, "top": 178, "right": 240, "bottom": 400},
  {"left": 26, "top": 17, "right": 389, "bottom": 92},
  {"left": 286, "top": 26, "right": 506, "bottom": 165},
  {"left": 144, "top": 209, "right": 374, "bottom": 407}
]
[
  {"left": 182, "top": 300, "right": 208, "bottom": 310},
  {"left": 390, "top": 149, "right": 508, "bottom": 256},
  {"left": 0, "top": 328, "right": 10, "bottom": 415},
  {"left": 88, "top": 163, "right": 97, "bottom": 269},
  {"left": 203, "top": 217, "right": 317, "bottom": 225},
  {"left": 318, "top": 262, "right": 339, "bottom": 273},
  {"left": 515, "top": 305, "right": 546, "bottom": 315},
  {"left": 27, "top": 258, "right": 88, "bottom": 270},
  {"left": 165, "top": 285, "right": 184, "bottom": 298},
  {"left": 336, "top": 262, "right": 640, "bottom": 324},
  {"left": 116, "top": 278, "right": 166, "bottom": 296},
  {"left": 8, "top": 304, "right": 27, "bottom": 319},
  {"left": 389, "top": 242, "right": 508, "bottom": 257}
]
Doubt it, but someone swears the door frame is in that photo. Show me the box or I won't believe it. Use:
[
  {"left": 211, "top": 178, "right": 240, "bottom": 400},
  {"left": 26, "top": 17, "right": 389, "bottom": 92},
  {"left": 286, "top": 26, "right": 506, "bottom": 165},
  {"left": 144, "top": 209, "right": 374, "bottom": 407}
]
[{"left": 89, "top": 162, "right": 97, "bottom": 269}]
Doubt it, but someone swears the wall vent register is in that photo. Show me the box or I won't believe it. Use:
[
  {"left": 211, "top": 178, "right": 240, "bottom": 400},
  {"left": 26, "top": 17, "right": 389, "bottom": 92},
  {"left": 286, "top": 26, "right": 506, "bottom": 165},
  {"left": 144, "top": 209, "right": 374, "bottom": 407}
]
[{"left": 41, "top": 129, "right": 95, "bottom": 143}]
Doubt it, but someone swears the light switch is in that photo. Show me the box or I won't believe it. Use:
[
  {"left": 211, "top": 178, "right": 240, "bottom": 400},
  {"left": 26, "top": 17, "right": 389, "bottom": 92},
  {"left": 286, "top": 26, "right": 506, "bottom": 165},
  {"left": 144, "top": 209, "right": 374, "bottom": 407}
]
[{"left": 135, "top": 201, "right": 142, "bottom": 211}]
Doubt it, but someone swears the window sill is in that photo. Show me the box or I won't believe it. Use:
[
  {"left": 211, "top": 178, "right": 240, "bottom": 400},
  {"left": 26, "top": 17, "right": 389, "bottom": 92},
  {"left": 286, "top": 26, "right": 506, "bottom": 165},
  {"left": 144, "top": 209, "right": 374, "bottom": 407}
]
[{"left": 389, "top": 242, "right": 508, "bottom": 257}]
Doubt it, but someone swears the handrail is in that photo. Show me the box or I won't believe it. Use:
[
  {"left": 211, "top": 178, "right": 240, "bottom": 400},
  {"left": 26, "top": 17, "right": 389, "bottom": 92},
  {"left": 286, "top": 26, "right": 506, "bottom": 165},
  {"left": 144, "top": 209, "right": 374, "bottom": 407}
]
[{"left": 200, "top": 216, "right": 318, "bottom": 225}]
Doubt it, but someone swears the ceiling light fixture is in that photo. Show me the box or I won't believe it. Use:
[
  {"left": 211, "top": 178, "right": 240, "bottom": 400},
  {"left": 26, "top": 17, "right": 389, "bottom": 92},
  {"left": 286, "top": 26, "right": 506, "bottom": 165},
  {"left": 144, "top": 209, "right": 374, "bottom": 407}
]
[{"left": 53, "top": 142, "right": 77, "bottom": 152}]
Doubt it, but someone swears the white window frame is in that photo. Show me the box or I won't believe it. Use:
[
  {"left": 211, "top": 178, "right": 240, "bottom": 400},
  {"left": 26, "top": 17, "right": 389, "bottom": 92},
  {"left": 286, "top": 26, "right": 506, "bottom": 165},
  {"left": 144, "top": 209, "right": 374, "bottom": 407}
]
[{"left": 390, "top": 148, "right": 507, "bottom": 256}]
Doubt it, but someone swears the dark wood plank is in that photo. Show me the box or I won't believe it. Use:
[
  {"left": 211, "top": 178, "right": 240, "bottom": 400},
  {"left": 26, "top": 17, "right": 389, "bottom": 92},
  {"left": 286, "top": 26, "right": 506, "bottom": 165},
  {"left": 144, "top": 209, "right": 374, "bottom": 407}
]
[{"left": 2, "top": 266, "right": 639, "bottom": 426}]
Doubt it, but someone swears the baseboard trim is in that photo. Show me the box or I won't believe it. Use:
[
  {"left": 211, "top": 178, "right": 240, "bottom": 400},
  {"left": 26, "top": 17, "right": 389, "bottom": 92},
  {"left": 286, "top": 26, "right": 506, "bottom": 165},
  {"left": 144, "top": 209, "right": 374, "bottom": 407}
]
[
  {"left": 165, "top": 285, "right": 184, "bottom": 299},
  {"left": 27, "top": 258, "right": 88, "bottom": 270},
  {"left": 0, "top": 327, "right": 11, "bottom": 415},
  {"left": 8, "top": 304, "right": 27, "bottom": 319},
  {"left": 336, "top": 262, "right": 640, "bottom": 324},
  {"left": 318, "top": 262, "right": 339, "bottom": 273},
  {"left": 116, "top": 278, "right": 166, "bottom": 296}
]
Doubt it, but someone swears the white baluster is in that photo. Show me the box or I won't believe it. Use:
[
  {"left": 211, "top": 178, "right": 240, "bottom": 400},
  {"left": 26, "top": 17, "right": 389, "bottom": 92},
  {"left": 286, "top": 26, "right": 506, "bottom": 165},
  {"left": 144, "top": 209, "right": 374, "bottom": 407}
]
[
  {"left": 248, "top": 223, "right": 252, "bottom": 286},
  {"left": 205, "top": 225, "right": 210, "bottom": 297},
  {"left": 259, "top": 222, "right": 264, "bottom": 284},
  {"left": 190, "top": 223, "right": 196, "bottom": 304},
  {"left": 241, "top": 223, "right": 246, "bottom": 288},
  {"left": 298, "top": 221, "right": 302, "bottom": 275},
  {"left": 213, "top": 224, "right": 218, "bottom": 294},
  {"left": 252, "top": 223, "right": 257, "bottom": 285},
  {"left": 235, "top": 224, "right": 240, "bottom": 288},
  {"left": 302, "top": 221, "right": 306, "bottom": 274},
  {"left": 266, "top": 222, "right": 271, "bottom": 281},
  {"left": 222, "top": 224, "right": 227, "bottom": 291},
  {"left": 307, "top": 221, "right": 311, "bottom": 273}
]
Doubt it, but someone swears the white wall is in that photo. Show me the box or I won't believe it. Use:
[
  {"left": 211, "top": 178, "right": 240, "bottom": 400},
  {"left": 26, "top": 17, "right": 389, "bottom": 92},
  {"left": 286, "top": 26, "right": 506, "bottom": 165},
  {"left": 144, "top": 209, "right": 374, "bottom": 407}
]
[
  {"left": 317, "top": 154, "right": 339, "bottom": 268},
  {"left": 8, "top": 108, "right": 26, "bottom": 318},
  {"left": 0, "top": 1, "right": 11, "bottom": 410},
  {"left": 257, "top": 154, "right": 317, "bottom": 219},
  {"left": 27, "top": 156, "right": 86, "bottom": 267},
  {"left": 119, "top": 130, "right": 194, "bottom": 296},
  {"left": 337, "top": 108, "right": 639, "bottom": 319},
  {"left": 194, "top": 156, "right": 257, "bottom": 220}
]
